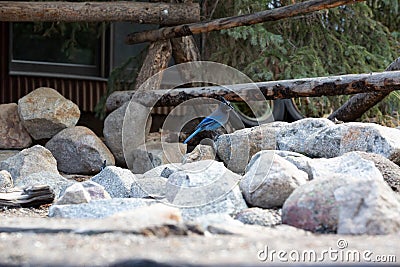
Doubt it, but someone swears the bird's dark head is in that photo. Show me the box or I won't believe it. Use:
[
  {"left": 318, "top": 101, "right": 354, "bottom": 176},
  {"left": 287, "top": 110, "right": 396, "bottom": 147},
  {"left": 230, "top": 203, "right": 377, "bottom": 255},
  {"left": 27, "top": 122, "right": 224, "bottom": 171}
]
[{"left": 218, "top": 96, "right": 234, "bottom": 111}]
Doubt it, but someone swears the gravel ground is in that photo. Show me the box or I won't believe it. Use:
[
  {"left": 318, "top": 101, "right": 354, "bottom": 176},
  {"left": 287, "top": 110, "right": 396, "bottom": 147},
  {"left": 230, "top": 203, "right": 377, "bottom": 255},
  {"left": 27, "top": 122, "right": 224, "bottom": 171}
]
[
  {"left": 0, "top": 209, "right": 399, "bottom": 267},
  {"left": 0, "top": 205, "right": 49, "bottom": 218},
  {"left": 0, "top": 229, "right": 399, "bottom": 266}
]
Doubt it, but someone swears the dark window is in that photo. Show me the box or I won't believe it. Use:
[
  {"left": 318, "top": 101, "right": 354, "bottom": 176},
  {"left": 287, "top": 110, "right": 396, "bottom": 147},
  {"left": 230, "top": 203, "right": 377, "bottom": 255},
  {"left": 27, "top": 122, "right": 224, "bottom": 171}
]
[
  {"left": 10, "top": 22, "right": 109, "bottom": 80},
  {"left": 9, "top": 21, "right": 164, "bottom": 81}
]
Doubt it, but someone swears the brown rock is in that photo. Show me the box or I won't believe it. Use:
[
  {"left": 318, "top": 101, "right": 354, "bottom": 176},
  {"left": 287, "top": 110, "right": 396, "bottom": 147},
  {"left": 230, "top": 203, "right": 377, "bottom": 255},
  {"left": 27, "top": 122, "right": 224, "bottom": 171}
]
[
  {"left": 0, "top": 103, "right": 32, "bottom": 149},
  {"left": 18, "top": 87, "right": 80, "bottom": 140}
]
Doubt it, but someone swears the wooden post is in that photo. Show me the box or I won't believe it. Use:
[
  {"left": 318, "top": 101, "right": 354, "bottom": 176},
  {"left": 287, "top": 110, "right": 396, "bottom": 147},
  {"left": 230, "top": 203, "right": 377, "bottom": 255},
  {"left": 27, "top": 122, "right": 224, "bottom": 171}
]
[
  {"left": 133, "top": 40, "right": 173, "bottom": 91},
  {"left": 0, "top": 1, "right": 200, "bottom": 25}
]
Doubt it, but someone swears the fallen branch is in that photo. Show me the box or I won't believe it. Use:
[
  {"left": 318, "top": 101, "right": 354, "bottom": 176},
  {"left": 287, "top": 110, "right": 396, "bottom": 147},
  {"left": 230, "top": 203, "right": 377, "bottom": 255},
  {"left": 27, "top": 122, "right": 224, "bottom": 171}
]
[
  {"left": 126, "top": 0, "right": 364, "bottom": 44},
  {"left": 106, "top": 70, "right": 400, "bottom": 109},
  {"left": 0, "top": 1, "right": 200, "bottom": 24},
  {"left": 0, "top": 185, "right": 55, "bottom": 207},
  {"left": 328, "top": 57, "right": 400, "bottom": 121}
]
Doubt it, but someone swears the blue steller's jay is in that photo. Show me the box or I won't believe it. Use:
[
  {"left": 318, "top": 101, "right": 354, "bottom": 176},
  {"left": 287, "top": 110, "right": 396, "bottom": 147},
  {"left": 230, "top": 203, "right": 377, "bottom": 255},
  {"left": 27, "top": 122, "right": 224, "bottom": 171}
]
[{"left": 183, "top": 97, "right": 234, "bottom": 144}]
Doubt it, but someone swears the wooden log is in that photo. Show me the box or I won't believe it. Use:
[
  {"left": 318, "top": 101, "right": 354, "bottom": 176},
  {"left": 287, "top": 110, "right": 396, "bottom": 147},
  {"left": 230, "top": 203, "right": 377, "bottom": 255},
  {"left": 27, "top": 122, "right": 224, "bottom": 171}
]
[
  {"left": 0, "top": 185, "right": 55, "bottom": 207},
  {"left": 106, "top": 70, "right": 400, "bottom": 110},
  {"left": 328, "top": 57, "right": 400, "bottom": 121},
  {"left": 125, "top": 0, "right": 364, "bottom": 44},
  {"left": 169, "top": 0, "right": 201, "bottom": 64},
  {"left": 0, "top": 1, "right": 200, "bottom": 25},
  {"left": 171, "top": 36, "right": 200, "bottom": 63},
  {"left": 134, "top": 40, "right": 172, "bottom": 91}
]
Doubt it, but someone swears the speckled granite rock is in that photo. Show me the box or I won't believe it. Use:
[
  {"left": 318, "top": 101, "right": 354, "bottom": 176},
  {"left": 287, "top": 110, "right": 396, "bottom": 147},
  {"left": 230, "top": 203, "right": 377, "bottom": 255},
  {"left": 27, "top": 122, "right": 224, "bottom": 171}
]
[
  {"left": 46, "top": 126, "right": 115, "bottom": 174},
  {"left": 0, "top": 103, "right": 32, "bottom": 149},
  {"left": 18, "top": 87, "right": 80, "bottom": 140}
]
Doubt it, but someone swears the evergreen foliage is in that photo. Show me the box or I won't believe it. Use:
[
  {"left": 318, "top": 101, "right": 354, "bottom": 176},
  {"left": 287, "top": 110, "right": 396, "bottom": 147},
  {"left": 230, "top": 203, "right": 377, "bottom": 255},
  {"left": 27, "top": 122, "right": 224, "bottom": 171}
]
[{"left": 206, "top": 0, "right": 399, "bottom": 124}]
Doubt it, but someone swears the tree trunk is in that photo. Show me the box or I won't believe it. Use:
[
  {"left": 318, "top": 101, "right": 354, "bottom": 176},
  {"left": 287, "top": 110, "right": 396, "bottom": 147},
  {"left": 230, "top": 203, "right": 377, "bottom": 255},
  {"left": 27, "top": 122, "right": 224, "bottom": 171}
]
[
  {"left": 125, "top": 0, "right": 364, "bottom": 44},
  {"left": 106, "top": 70, "right": 400, "bottom": 110},
  {"left": 171, "top": 36, "right": 200, "bottom": 63},
  {"left": 0, "top": 185, "right": 54, "bottom": 207},
  {"left": 134, "top": 40, "right": 172, "bottom": 91},
  {"left": 169, "top": 0, "right": 201, "bottom": 64},
  {"left": 0, "top": 1, "right": 200, "bottom": 25},
  {"left": 328, "top": 57, "right": 400, "bottom": 121}
]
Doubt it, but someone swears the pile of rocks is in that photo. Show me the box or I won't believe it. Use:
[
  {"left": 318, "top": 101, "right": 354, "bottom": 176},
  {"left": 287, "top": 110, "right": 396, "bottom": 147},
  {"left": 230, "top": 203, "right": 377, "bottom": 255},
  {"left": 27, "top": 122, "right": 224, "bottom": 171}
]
[{"left": 1, "top": 87, "right": 400, "bottom": 237}]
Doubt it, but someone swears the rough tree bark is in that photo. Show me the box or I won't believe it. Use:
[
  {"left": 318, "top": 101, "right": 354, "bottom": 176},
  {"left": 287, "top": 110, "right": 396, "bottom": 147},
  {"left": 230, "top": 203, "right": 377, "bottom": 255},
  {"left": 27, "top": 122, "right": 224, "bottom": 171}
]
[
  {"left": 328, "top": 57, "right": 400, "bottom": 121},
  {"left": 106, "top": 70, "right": 400, "bottom": 110},
  {"left": 0, "top": 1, "right": 200, "bottom": 25},
  {"left": 169, "top": 0, "right": 201, "bottom": 86},
  {"left": 133, "top": 40, "right": 172, "bottom": 91},
  {"left": 125, "top": 0, "right": 364, "bottom": 44},
  {"left": 169, "top": 0, "right": 200, "bottom": 64}
]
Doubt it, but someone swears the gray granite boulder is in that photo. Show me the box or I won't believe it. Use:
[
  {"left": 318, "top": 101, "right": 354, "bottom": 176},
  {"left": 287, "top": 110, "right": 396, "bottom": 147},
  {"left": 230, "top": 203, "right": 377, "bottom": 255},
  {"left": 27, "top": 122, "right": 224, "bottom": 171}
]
[
  {"left": 56, "top": 180, "right": 111, "bottom": 205},
  {"left": 91, "top": 166, "right": 135, "bottom": 198},
  {"left": 351, "top": 151, "right": 400, "bottom": 193},
  {"left": 182, "top": 144, "right": 216, "bottom": 164},
  {"left": 48, "top": 198, "right": 156, "bottom": 218},
  {"left": 0, "top": 170, "right": 13, "bottom": 189},
  {"left": 46, "top": 126, "right": 115, "bottom": 174},
  {"left": 103, "top": 103, "right": 128, "bottom": 166},
  {"left": 240, "top": 151, "right": 308, "bottom": 208},
  {"left": 130, "top": 176, "right": 168, "bottom": 199},
  {"left": 307, "top": 151, "right": 383, "bottom": 180},
  {"left": 215, "top": 122, "right": 285, "bottom": 173},
  {"left": 14, "top": 171, "right": 73, "bottom": 199},
  {"left": 18, "top": 87, "right": 80, "bottom": 140},
  {"left": 0, "top": 145, "right": 59, "bottom": 181},
  {"left": 55, "top": 183, "right": 91, "bottom": 205},
  {"left": 234, "top": 207, "right": 281, "bottom": 227},
  {"left": 274, "top": 150, "right": 313, "bottom": 178},
  {"left": 281, "top": 155, "right": 392, "bottom": 233},
  {"left": 129, "top": 142, "right": 186, "bottom": 174},
  {"left": 151, "top": 160, "right": 248, "bottom": 220},
  {"left": 282, "top": 175, "right": 349, "bottom": 233},
  {"left": 80, "top": 180, "right": 111, "bottom": 200},
  {"left": 335, "top": 175, "right": 400, "bottom": 235},
  {"left": 304, "top": 122, "right": 400, "bottom": 163},
  {"left": 0, "top": 103, "right": 32, "bottom": 149},
  {"left": 277, "top": 118, "right": 334, "bottom": 154}
]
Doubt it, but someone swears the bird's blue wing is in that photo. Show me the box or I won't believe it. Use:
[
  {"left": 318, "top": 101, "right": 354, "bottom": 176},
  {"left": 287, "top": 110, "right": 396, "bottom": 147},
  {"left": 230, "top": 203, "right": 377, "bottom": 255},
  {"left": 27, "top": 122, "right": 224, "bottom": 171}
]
[{"left": 183, "top": 127, "right": 202, "bottom": 144}]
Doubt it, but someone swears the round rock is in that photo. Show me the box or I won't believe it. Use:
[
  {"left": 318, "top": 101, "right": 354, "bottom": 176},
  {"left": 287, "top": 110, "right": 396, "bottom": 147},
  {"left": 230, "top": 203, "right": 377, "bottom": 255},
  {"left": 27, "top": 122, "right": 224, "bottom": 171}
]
[
  {"left": 46, "top": 126, "right": 115, "bottom": 174},
  {"left": 18, "top": 87, "right": 80, "bottom": 140}
]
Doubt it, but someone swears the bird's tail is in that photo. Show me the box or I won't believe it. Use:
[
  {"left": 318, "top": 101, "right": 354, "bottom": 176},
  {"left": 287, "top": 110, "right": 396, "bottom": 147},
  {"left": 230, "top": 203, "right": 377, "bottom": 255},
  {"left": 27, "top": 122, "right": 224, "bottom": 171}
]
[{"left": 183, "top": 128, "right": 202, "bottom": 144}]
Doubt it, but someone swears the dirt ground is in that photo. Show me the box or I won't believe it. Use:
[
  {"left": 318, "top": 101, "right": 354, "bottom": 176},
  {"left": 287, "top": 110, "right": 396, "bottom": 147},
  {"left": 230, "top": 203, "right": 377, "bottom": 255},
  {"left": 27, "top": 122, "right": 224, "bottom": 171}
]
[{"left": 0, "top": 206, "right": 399, "bottom": 266}]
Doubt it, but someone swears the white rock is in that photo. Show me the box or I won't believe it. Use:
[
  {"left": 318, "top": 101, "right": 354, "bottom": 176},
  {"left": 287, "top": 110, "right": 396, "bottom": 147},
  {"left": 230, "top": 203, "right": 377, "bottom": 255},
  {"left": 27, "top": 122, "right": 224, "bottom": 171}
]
[
  {"left": 0, "top": 170, "right": 13, "bottom": 188},
  {"left": 0, "top": 145, "right": 59, "bottom": 181},
  {"left": 91, "top": 166, "right": 135, "bottom": 198},
  {"left": 240, "top": 151, "right": 308, "bottom": 208}
]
